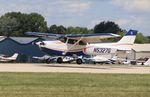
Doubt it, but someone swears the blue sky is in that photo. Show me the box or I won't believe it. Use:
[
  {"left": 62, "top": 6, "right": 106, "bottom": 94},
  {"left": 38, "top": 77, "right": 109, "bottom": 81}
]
[{"left": 0, "top": 0, "right": 150, "bottom": 35}]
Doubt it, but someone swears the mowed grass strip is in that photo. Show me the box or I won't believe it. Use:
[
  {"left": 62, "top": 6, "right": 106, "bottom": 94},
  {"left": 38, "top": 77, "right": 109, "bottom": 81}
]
[{"left": 0, "top": 73, "right": 150, "bottom": 97}]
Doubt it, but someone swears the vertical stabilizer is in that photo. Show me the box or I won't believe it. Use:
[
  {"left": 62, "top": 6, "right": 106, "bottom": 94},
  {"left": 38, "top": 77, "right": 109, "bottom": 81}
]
[
  {"left": 9, "top": 53, "right": 18, "bottom": 59},
  {"left": 117, "top": 29, "right": 138, "bottom": 44},
  {"left": 144, "top": 58, "right": 150, "bottom": 65}
]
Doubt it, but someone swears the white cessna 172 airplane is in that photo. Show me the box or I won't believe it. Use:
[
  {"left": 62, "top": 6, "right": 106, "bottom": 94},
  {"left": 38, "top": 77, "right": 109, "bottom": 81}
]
[{"left": 26, "top": 29, "right": 137, "bottom": 64}]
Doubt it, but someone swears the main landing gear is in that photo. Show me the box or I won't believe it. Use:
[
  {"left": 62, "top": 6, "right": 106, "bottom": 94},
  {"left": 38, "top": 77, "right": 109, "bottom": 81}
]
[
  {"left": 76, "top": 58, "right": 83, "bottom": 64},
  {"left": 56, "top": 57, "right": 63, "bottom": 64}
]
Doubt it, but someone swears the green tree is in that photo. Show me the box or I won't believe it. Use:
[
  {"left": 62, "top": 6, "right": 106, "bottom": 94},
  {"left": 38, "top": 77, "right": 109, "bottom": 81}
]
[
  {"left": 94, "top": 21, "right": 122, "bottom": 34},
  {"left": 48, "top": 25, "right": 66, "bottom": 34},
  {"left": 0, "top": 12, "right": 48, "bottom": 36},
  {"left": 28, "top": 13, "right": 47, "bottom": 32},
  {"left": 66, "top": 26, "right": 91, "bottom": 34},
  {"left": 148, "top": 36, "right": 150, "bottom": 43},
  {"left": 0, "top": 16, "right": 19, "bottom": 36},
  {"left": 48, "top": 25, "right": 57, "bottom": 33},
  {"left": 48, "top": 25, "right": 91, "bottom": 34},
  {"left": 135, "top": 33, "right": 149, "bottom": 43},
  {"left": 57, "top": 25, "right": 67, "bottom": 34}
]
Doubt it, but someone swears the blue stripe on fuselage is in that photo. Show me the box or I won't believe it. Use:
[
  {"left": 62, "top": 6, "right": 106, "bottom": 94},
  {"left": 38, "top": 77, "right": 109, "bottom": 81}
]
[{"left": 40, "top": 47, "right": 85, "bottom": 56}]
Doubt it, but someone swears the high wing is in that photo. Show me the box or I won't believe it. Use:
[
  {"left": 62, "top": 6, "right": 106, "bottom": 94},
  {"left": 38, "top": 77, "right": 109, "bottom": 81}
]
[{"left": 25, "top": 32, "right": 120, "bottom": 43}]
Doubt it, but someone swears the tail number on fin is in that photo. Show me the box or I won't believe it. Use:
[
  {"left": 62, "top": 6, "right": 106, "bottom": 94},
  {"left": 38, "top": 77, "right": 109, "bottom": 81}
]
[{"left": 93, "top": 48, "right": 111, "bottom": 53}]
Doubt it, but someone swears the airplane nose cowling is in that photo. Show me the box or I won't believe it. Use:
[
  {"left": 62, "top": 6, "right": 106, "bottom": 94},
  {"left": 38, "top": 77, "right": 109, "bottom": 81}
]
[{"left": 36, "top": 42, "right": 40, "bottom": 45}]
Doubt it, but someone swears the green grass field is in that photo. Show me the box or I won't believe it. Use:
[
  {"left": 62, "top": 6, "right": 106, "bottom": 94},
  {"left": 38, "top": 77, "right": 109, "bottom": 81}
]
[{"left": 0, "top": 73, "right": 150, "bottom": 97}]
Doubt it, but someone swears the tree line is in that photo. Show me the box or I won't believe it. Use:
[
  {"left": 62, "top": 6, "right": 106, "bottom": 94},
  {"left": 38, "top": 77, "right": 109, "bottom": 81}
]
[{"left": 0, "top": 12, "right": 149, "bottom": 43}]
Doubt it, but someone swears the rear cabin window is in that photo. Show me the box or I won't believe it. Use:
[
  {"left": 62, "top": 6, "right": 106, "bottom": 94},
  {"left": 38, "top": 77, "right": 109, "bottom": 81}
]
[{"left": 79, "top": 41, "right": 86, "bottom": 45}]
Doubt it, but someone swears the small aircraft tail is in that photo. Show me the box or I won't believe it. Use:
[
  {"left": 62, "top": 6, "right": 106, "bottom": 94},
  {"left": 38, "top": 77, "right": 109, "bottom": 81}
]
[
  {"left": 144, "top": 58, "right": 150, "bottom": 65},
  {"left": 117, "top": 29, "right": 138, "bottom": 44},
  {"left": 9, "top": 53, "right": 18, "bottom": 60},
  {"left": 114, "top": 29, "right": 138, "bottom": 50}
]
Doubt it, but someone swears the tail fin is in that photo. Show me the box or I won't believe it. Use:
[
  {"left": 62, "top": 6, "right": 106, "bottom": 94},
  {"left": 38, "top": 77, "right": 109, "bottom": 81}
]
[
  {"left": 9, "top": 53, "right": 18, "bottom": 59},
  {"left": 117, "top": 29, "right": 138, "bottom": 44},
  {"left": 144, "top": 58, "right": 150, "bottom": 65}
]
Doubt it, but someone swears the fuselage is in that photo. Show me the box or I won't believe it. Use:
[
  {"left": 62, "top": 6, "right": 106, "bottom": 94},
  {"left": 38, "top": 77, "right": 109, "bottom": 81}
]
[
  {"left": 36, "top": 39, "right": 131, "bottom": 56},
  {"left": 26, "top": 29, "right": 137, "bottom": 57}
]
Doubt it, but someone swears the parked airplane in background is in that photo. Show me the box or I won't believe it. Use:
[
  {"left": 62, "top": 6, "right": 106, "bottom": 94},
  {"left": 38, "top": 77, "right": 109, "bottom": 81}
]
[
  {"left": 86, "top": 56, "right": 112, "bottom": 64},
  {"left": 137, "top": 58, "right": 150, "bottom": 65},
  {"left": 33, "top": 55, "right": 51, "bottom": 63},
  {"left": 26, "top": 29, "right": 137, "bottom": 64},
  {"left": 0, "top": 53, "right": 18, "bottom": 62}
]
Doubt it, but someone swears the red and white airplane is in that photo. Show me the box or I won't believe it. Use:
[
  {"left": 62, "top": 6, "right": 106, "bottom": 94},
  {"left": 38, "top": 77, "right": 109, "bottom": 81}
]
[
  {"left": 0, "top": 53, "right": 18, "bottom": 62},
  {"left": 26, "top": 29, "right": 137, "bottom": 64}
]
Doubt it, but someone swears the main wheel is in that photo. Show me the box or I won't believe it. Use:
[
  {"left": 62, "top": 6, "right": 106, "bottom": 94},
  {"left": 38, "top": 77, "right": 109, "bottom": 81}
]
[
  {"left": 76, "top": 58, "right": 82, "bottom": 64},
  {"left": 57, "top": 57, "right": 63, "bottom": 64}
]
